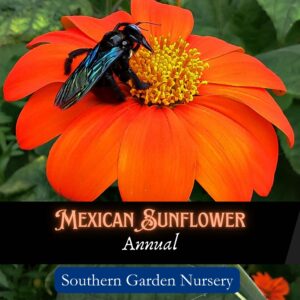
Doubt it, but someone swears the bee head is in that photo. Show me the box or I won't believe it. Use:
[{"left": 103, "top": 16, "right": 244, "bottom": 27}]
[{"left": 122, "top": 23, "right": 153, "bottom": 52}]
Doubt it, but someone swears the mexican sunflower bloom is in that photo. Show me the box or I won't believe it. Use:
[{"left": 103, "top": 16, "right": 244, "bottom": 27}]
[
  {"left": 253, "top": 272, "right": 290, "bottom": 300},
  {"left": 3, "top": 0, "right": 294, "bottom": 201}
]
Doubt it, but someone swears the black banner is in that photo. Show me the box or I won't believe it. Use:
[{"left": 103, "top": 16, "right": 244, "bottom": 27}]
[{"left": 0, "top": 202, "right": 299, "bottom": 263}]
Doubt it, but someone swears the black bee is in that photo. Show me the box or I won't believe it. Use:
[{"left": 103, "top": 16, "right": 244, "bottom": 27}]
[{"left": 55, "top": 22, "right": 153, "bottom": 109}]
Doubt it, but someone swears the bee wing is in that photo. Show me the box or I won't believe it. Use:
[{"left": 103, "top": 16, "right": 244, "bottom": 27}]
[{"left": 55, "top": 46, "right": 124, "bottom": 109}]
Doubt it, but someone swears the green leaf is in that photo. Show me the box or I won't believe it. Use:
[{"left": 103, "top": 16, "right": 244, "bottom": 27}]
[
  {"left": 0, "top": 291, "right": 15, "bottom": 300},
  {"left": 34, "top": 140, "right": 55, "bottom": 156},
  {"left": 0, "top": 140, "right": 22, "bottom": 183},
  {"left": 228, "top": 0, "right": 277, "bottom": 54},
  {"left": 279, "top": 103, "right": 300, "bottom": 175},
  {"left": 256, "top": 0, "right": 300, "bottom": 43},
  {"left": 186, "top": 0, "right": 233, "bottom": 34},
  {"left": 185, "top": 0, "right": 281, "bottom": 54},
  {"left": 290, "top": 278, "right": 300, "bottom": 300},
  {"left": 236, "top": 265, "right": 265, "bottom": 300},
  {"left": 0, "top": 0, "right": 93, "bottom": 46},
  {"left": 0, "top": 270, "right": 10, "bottom": 288},
  {"left": 285, "top": 20, "right": 300, "bottom": 45},
  {"left": 0, "top": 112, "right": 12, "bottom": 125},
  {"left": 190, "top": 181, "right": 213, "bottom": 202},
  {"left": 273, "top": 94, "right": 293, "bottom": 111},
  {"left": 0, "top": 156, "right": 65, "bottom": 201},
  {"left": 253, "top": 153, "right": 300, "bottom": 201},
  {"left": 0, "top": 43, "right": 27, "bottom": 86},
  {"left": 290, "top": 266, "right": 300, "bottom": 277},
  {"left": 88, "top": 0, "right": 130, "bottom": 17},
  {"left": 185, "top": 0, "right": 243, "bottom": 46},
  {"left": 257, "top": 45, "right": 300, "bottom": 97}
]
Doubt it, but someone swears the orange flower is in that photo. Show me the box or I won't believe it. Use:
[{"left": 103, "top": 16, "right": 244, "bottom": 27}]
[
  {"left": 3, "top": 0, "right": 294, "bottom": 201},
  {"left": 253, "top": 272, "right": 290, "bottom": 300}
]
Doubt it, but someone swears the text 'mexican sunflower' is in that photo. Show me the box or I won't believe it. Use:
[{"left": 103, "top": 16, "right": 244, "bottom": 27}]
[{"left": 3, "top": 0, "right": 294, "bottom": 202}]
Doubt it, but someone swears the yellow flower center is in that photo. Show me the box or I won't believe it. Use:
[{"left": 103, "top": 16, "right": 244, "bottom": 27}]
[{"left": 129, "top": 36, "right": 209, "bottom": 106}]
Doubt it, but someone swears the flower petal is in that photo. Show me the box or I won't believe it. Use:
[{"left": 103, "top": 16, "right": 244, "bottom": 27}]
[
  {"left": 118, "top": 106, "right": 196, "bottom": 201},
  {"left": 197, "top": 96, "right": 278, "bottom": 197},
  {"left": 4, "top": 44, "right": 83, "bottom": 101},
  {"left": 16, "top": 83, "right": 99, "bottom": 150},
  {"left": 175, "top": 104, "right": 252, "bottom": 201},
  {"left": 253, "top": 273, "right": 289, "bottom": 299},
  {"left": 202, "top": 52, "right": 286, "bottom": 94},
  {"left": 27, "top": 28, "right": 96, "bottom": 48},
  {"left": 253, "top": 273, "right": 273, "bottom": 292},
  {"left": 272, "top": 278, "right": 290, "bottom": 295},
  {"left": 175, "top": 97, "right": 278, "bottom": 201},
  {"left": 47, "top": 99, "right": 140, "bottom": 202},
  {"left": 131, "top": 0, "right": 193, "bottom": 43},
  {"left": 198, "top": 84, "right": 294, "bottom": 147},
  {"left": 187, "top": 35, "right": 243, "bottom": 60},
  {"left": 61, "top": 11, "right": 133, "bottom": 42}
]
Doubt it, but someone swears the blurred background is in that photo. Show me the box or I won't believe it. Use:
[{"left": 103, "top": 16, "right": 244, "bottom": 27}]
[{"left": 0, "top": 0, "right": 300, "bottom": 299}]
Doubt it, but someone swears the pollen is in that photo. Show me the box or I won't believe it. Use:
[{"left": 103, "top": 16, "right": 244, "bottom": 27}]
[{"left": 129, "top": 36, "right": 209, "bottom": 106}]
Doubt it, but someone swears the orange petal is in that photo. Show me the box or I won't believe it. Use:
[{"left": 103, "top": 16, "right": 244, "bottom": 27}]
[
  {"left": 187, "top": 35, "right": 243, "bottom": 60},
  {"left": 118, "top": 106, "right": 196, "bottom": 201},
  {"left": 61, "top": 11, "right": 133, "bottom": 42},
  {"left": 253, "top": 273, "right": 272, "bottom": 292},
  {"left": 175, "top": 104, "right": 252, "bottom": 201},
  {"left": 16, "top": 83, "right": 99, "bottom": 150},
  {"left": 272, "top": 278, "right": 290, "bottom": 295},
  {"left": 197, "top": 96, "right": 278, "bottom": 197},
  {"left": 131, "top": 0, "right": 193, "bottom": 43},
  {"left": 253, "top": 273, "right": 289, "bottom": 299},
  {"left": 253, "top": 272, "right": 272, "bottom": 287},
  {"left": 175, "top": 99, "right": 277, "bottom": 201},
  {"left": 4, "top": 44, "right": 84, "bottom": 101},
  {"left": 202, "top": 52, "right": 286, "bottom": 94},
  {"left": 47, "top": 99, "right": 140, "bottom": 202},
  {"left": 198, "top": 84, "right": 294, "bottom": 147},
  {"left": 27, "top": 28, "right": 96, "bottom": 48}
]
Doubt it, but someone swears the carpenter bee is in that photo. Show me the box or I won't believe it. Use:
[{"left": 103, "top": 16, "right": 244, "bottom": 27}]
[{"left": 55, "top": 22, "right": 154, "bottom": 109}]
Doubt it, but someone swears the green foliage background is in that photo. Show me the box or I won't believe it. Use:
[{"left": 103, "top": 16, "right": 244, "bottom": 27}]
[{"left": 0, "top": 0, "right": 300, "bottom": 299}]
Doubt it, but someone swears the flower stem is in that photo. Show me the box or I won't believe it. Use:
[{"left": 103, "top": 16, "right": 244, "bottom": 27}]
[
  {"left": 235, "top": 292, "right": 247, "bottom": 300},
  {"left": 177, "top": 0, "right": 181, "bottom": 7}
]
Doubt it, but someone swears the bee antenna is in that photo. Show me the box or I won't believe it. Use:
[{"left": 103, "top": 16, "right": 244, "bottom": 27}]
[
  {"left": 138, "top": 27, "right": 149, "bottom": 31},
  {"left": 136, "top": 21, "right": 161, "bottom": 27}
]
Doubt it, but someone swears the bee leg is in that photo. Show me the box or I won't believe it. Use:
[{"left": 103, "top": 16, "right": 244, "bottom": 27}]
[
  {"left": 104, "top": 73, "right": 126, "bottom": 102},
  {"left": 64, "top": 48, "right": 92, "bottom": 75},
  {"left": 128, "top": 68, "right": 150, "bottom": 90}
]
